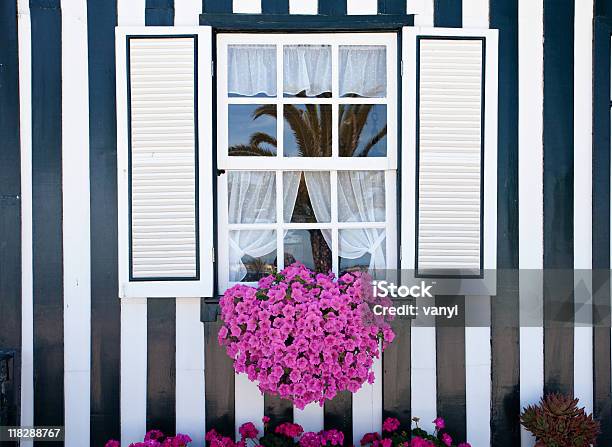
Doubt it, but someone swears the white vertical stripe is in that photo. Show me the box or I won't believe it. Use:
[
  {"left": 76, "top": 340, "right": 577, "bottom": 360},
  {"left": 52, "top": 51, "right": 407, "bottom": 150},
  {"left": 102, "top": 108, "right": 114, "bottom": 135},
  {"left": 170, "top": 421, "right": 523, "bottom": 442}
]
[
  {"left": 347, "top": 0, "right": 378, "bottom": 15},
  {"left": 294, "top": 403, "right": 324, "bottom": 433},
  {"left": 573, "top": 0, "right": 594, "bottom": 416},
  {"left": 61, "top": 0, "right": 92, "bottom": 445},
  {"left": 120, "top": 298, "right": 148, "bottom": 446},
  {"left": 234, "top": 374, "right": 265, "bottom": 440},
  {"left": 174, "top": 0, "right": 202, "bottom": 25},
  {"left": 465, "top": 297, "right": 491, "bottom": 447},
  {"left": 18, "top": 1, "right": 34, "bottom": 446},
  {"left": 176, "top": 298, "right": 206, "bottom": 445},
  {"left": 118, "top": 0, "right": 146, "bottom": 25},
  {"left": 518, "top": 0, "right": 544, "bottom": 445},
  {"left": 352, "top": 348, "right": 382, "bottom": 444},
  {"left": 233, "top": 0, "right": 262, "bottom": 13},
  {"left": 462, "top": 0, "right": 489, "bottom": 28},
  {"left": 289, "top": 0, "right": 318, "bottom": 14},
  {"left": 412, "top": 0, "right": 434, "bottom": 26},
  {"left": 117, "top": 4, "right": 147, "bottom": 445},
  {"left": 410, "top": 326, "right": 437, "bottom": 434}
]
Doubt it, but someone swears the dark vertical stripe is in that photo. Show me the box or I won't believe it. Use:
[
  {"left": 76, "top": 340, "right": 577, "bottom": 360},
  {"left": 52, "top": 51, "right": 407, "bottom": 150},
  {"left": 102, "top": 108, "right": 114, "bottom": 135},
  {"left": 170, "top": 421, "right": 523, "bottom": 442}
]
[
  {"left": 88, "top": 0, "right": 121, "bottom": 444},
  {"left": 30, "top": 1, "right": 63, "bottom": 445},
  {"left": 434, "top": 0, "right": 462, "bottom": 27},
  {"left": 435, "top": 296, "right": 466, "bottom": 443},
  {"left": 203, "top": 0, "right": 232, "bottom": 13},
  {"left": 382, "top": 317, "right": 410, "bottom": 429},
  {"left": 542, "top": 0, "right": 574, "bottom": 396},
  {"left": 0, "top": 0, "right": 22, "bottom": 431},
  {"left": 147, "top": 299, "right": 177, "bottom": 434},
  {"left": 324, "top": 391, "right": 352, "bottom": 445},
  {"left": 377, "top": 0, "right": 406, "bottom": 14},
  {"left": 489, "top": 0, "right": 520, "bottom": 445},
  {"left": 592, "top": 4, "right": 612, "bottom": 443},
  {"left": 264, "top": 394, "right": 293, "bottom": 430},
  {"left": 317, "top": 0, "right": 347, "bottom": 16},
  {"left": 204, "top": 307, "right": 235, "bottom": 437},
  {"left": 146, "top": 0, "right": 175, "bottom": 26},
  {"left": 262, "top": 0, "right": 289, "bottom": 14}
]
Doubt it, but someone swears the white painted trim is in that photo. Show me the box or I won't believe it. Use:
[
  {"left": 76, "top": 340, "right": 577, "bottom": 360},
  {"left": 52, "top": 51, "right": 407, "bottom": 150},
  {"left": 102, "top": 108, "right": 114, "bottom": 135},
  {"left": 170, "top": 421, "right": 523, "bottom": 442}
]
[
  {"left": 233, "top": 0, "right": 262, "bottom": 13},
  {"left": 347, "top": 0, "right": 378, "bottom": 15},
  {"left": 234, "top": 374, "right": 265, "bottom": 440},
  {"left": 120, "top": 298, "right": 148, "bottom": 446},
  {"left": 410, "top": 325, "right": 437, "bottom": 434},
  {"left": 289, "top": 0, "right": 318, "bottom": 14},
  {"left": 352, "top": 346, "right": 382, "bottom": 444},
  {"left": 115, "top": 26, "right": 215, "bottom": 298},
  {"left": 412, "top": 0, "right": 434, "bottom": 27},
  {"left": 294, "top": 403, "right": 324, "bottom": 433},
  {"left": 61, "top": 1, "right": 92, "bottom": 445},
  {"left": 176, "top": 298, "right": 206, "bottom": 445},
  {"left": 117, "top": 0, "right": 146, "bottom": 26},
  {"left": 174, "top": 0, "right": 202, "bottom": 25},
  {"left": 462, "top": 0, "right": 489, "bottom": 29},
  {"left": 18, "top": 1, "right": 34, "bottom": 445}
]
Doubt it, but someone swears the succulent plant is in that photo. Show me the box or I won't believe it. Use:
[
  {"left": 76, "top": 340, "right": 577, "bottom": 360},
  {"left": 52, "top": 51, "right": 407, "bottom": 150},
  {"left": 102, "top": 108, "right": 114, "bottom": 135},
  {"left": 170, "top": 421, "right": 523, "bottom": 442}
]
[{"left": 520, "top": 394, "right": 600, "bottom": 447}]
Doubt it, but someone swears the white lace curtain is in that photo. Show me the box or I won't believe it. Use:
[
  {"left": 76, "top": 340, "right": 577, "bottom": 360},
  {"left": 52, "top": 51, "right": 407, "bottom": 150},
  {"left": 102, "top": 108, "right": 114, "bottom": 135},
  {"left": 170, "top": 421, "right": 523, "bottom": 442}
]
[
  {"left": 228, "top": 44, "right": 386, "bottom": 98},
  {"left": 228, "top": 171, "right": 386, "bottom": 281}
]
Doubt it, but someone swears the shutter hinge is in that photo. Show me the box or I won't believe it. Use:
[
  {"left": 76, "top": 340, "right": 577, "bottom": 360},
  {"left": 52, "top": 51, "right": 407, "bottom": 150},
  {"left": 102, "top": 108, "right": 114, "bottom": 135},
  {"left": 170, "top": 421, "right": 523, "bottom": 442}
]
[
  {"left": 211, "top": 246, "right": 215, "bottom": 262},
  {"left": 211, "top": 60, "right": 214, "bottom": 77},
  {"left": 399, "top": 245, "right": 402, "bottom": 261},
  {"left": 400, "top": 60, "right": 403, "bottom": 77}
]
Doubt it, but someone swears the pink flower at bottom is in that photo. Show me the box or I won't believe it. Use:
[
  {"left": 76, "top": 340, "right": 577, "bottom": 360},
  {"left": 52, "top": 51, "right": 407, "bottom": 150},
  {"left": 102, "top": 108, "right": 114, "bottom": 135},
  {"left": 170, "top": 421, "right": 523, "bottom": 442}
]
[
  {"left": 409, "top": 437, "right": 434, "bottom": 447},
  {"left": 105, "top": 441, "right": 120, "bottom": 447},
  {"left": 382, "top": 417, "right": 401, "bottom": 433},
  {"left": 275, "top": 422, "right": 304, "bottom": 438},
  {"left": 360, "top": 432, "right": 381, "bottom": 446},
  {"left": 145, "top": 430, "right": 165, "bottom": 441},
  {"left": 239, "top": 422, "right": 259, "bottom": 440},
  {"left": 458, "top": 444, "right": 471, "bottom": 447},
  {"left": 433, "top": 418, "right": 445, "bottom": 430},
  {"left": 441, "top": 433, "right": 452, "bottom": 446}
]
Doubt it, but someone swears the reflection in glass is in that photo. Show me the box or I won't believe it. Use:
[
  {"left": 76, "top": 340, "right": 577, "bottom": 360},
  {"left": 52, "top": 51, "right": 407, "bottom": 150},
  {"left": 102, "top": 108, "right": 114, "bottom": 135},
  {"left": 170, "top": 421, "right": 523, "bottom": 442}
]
[
  {"left": 284, "top": 229, "right": 332, "bottom": 273},
  {"left": 283, "top": 104, "right": 332, "bottom": 157},
  {"left": 339, "top": 104, "right": 387, "bottom": 157},
  {"left": 229, "top": 230, "right": 277, "bottom": 282},
  {"left": 284, "top": 171, "right": 331, "bottom": 223},
  {"left": 228, "top": 104, "right": 277, "bottom": 156},
  {"left": 284, "top": 45, "right": 332, "bottom": 97},
  {"left": 339, "top": 45, "right": 387, "bottom": 98},
  {"left": 228, "top": 44, "right": 276, "bottom": 97}
]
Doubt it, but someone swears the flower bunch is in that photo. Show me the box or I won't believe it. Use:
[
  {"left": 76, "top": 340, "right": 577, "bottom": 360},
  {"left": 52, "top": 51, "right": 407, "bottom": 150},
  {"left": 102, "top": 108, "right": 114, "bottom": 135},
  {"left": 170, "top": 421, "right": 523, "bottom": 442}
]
[
  {"left": 218, "top": 263, "right": 395, "bottom": 409},
  {"left": 104, "top": 430, "right": 192, "bottom": 447},
  {"left": 359, "top": 417, "right": 471, "bottom": 447}
]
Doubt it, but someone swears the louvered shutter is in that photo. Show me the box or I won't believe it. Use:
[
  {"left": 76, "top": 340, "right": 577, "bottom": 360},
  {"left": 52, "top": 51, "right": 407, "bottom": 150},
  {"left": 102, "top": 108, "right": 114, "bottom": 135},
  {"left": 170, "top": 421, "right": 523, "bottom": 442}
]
[
  {"left": 116, "top": 27, "right": 213, "bottom": 298},
  {"left": 401, "top": 27, "right": 498, "bottom": 294}
]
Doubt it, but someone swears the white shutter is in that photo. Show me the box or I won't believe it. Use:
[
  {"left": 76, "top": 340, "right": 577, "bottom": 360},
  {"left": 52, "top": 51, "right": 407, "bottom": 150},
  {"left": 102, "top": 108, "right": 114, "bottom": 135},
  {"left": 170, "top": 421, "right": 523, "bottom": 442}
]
[
  {"left": 116, "top": 27, "right": 214, "bottom": 298},
  {"left": 401, "top": 27, "right": 498, "bottom": 293}
]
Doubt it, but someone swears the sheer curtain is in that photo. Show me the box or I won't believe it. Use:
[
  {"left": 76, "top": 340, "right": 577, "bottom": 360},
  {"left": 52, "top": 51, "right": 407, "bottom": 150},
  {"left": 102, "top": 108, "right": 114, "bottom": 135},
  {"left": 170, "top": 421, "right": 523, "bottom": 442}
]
[
  {"left": 283, "top": 45, "right": 332, "bottom": 96},
  {"left": 228, "top": 171, "right": 301, "bottom": 281},
  {"left": 337, "top": 171, "right": 386, "bottom": 270},
  {"left": 228, "top": 44, "right": 276, "bottom": 97},
  {"left": 339, "top": 45, "right": 387, "bottom": 97}
]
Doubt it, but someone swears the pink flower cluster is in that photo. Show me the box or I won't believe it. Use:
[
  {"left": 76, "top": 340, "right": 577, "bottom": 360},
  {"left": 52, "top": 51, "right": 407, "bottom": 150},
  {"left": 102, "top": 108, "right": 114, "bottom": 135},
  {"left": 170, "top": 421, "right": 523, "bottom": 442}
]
[
  {"left": 360, "top": 417, "right": 472, "bottom": 447},
  {"left": 218, "top": 263, "right": 395, "bottom": 409},
  {"left": 104, "top": 430, "right": 192, "bottom": 447}
]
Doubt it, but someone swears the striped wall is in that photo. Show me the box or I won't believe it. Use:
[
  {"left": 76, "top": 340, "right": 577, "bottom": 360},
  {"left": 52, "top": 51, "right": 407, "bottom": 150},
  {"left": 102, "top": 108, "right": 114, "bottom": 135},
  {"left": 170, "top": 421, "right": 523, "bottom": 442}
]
[{"left": 2, "top": 0, "right": 610, "bottom": 446}]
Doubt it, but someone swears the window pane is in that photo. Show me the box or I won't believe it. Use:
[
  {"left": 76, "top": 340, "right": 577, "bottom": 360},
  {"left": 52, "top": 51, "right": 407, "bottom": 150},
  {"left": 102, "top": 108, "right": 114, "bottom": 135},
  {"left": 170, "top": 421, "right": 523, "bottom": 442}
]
[
  {"left": 228, "top": 44, "right": 276, "bottom": 97},
  {"left": 284, "top": 45, "right": 332, "bottom": 97},
  {"left": 284, "top": 171, "right": 331, "bottom": 223},
  {"left": 339, "top": 45, "right": 386, "bottom": 98},
  {"left": 283, "top": 104, "right": 332, "bottom": 157},
  {"left": 338, "top": 229, "right": 386, "bottom": 273},
  {"left": 338, "top": 171, "right": 386, "bottom": 222},
  {"left": 285, "top": 229, "right": 332, "bottom": 273},
  {"left": 229, "top": 104, "right": 277, "bottom": 156},
  {"left": 228, "top": 171, "right": 276, "bottom": 224},
  {"left": 229, "top": 230, "right": 277, "bottom": 282},
  {"left": 339, "top": 104, "right": 387, "bottom": 157}
]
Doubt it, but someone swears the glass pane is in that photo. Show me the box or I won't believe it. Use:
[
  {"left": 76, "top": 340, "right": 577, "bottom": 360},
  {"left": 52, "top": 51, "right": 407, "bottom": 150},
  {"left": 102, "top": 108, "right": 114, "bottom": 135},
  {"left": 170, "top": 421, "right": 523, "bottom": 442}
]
[
  {"left": 284, "top": 171, "right": 331, "bottom": 223},
  {"left": 228, "top": 104, "right": 277, "bottom": 156},
  {"left": 284, "top": 45, "right": 332, "bottom": 97},
  {"left": 339, "top": 45, "right": 386, "bottom": 98},
  {"left": 339, "top": 104, "right": 387, "bottom": 157},
  {"left": 229, "top": 230, "right": 277, "bottom": 282},
  {"left": 283, "top": 104, "right": 332, "bottom": 157},
  {"left": 338, "top": 171, "right": 386, "bottom": 222},
  {"left": 228, "top": 44, "right": 276, "bottom": 97},
  {"left": 338, "top": 229, "right": 386, "bottom": 273},
  {"left": 228, "top": 171, "right": 276, "bottom": 224},
  {"left": 284, "top": 229, "right": 332, "bottom": 273}
]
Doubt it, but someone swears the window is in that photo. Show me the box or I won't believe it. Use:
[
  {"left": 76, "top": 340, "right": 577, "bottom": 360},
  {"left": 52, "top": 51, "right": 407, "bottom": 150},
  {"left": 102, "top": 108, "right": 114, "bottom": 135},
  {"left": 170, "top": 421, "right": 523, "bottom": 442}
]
[{"left": 216, "top": 33, "right": 398, "bottom": 291}]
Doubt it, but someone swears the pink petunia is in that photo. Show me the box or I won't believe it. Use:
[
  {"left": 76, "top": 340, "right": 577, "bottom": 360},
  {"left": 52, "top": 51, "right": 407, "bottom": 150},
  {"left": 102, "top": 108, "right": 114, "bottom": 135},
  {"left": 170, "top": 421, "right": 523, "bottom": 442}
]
[
  {"left": 433, "top": 417, "right": 445, "bottom": 430},
  {"left": 441, "top": 433, "right": 452, "bottom": 447}
]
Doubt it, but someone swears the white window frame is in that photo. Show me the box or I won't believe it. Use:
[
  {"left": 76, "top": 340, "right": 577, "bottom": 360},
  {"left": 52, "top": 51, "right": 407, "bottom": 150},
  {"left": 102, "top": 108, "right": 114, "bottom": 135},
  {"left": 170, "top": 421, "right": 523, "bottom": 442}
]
[
  {"left": 116, "top": 26, "right": 214, "bottom": 299},
  {"left": 401, "top": 26, "right": 498, "bottom": 295},
  {"left": 216, "top": 32, "right": 398, "bottom": 293}
]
